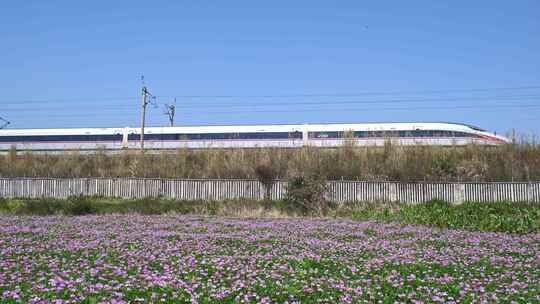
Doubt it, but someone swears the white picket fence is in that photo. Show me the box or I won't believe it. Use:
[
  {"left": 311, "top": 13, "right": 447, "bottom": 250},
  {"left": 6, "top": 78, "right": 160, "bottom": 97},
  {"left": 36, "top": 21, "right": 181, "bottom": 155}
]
[{"left": 0, "top": 178, "right": 539, "bottom": 203}]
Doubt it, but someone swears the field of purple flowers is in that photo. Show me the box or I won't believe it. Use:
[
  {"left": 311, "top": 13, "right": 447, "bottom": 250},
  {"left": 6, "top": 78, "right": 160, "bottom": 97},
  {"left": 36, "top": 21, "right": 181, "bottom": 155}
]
[{"left": 1, "top": 215, "right": 539, "bottom": 303}]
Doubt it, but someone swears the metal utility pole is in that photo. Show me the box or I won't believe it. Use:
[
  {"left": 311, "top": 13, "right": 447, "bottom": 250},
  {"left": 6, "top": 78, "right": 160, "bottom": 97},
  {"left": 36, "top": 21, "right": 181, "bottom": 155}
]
[
  {"left": 164, "top": 98, "right": 176, "bottom": 127},
  {"left": 140, "top": 85, "right": 150, "bottom": 151},
  {"left": 0, "top": 116, "right": 10, "bottom": 129}
]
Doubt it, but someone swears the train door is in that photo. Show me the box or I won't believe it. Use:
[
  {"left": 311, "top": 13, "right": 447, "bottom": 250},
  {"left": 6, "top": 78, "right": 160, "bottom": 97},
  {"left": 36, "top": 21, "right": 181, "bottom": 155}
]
[
  {"left": 302, "top": 125, "right": 309, "bottom": 147},
  {"left": 122, "top": 127, "right": 129, "bottom": 149}
]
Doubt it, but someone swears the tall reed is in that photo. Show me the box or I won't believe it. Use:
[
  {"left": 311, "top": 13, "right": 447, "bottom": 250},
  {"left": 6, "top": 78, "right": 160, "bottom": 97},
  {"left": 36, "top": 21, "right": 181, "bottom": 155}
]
[{"left": 1, "top": 143, "right": 540, "bottom": 181}]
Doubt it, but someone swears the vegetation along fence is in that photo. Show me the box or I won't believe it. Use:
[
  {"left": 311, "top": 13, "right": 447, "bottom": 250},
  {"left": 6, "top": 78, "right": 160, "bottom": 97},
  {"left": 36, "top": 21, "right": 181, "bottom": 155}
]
[{"left": 0, "top": 178, "right": 539, "bottom": 203}]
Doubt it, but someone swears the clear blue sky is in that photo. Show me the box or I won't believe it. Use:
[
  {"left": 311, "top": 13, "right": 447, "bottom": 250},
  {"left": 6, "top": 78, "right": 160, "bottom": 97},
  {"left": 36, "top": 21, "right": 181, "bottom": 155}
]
[{"left": 1, "top": 1, "right": 539, "bottom": 136}]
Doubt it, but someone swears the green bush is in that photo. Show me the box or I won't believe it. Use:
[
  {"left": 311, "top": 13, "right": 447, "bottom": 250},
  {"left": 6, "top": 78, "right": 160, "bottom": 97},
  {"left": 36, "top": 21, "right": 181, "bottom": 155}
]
[
  {"left": 345, "top": 201, "right": 400, "bottom": 222},
  {"left": 19, "top": 198, "right": 65, "bottom": 215},
  {"left": 0, "top": 198, "right": 7, "bottom": 211},
  {"left": 0, "top": 198, "right": 28, "bottom": 214},
  {"left": 123, "top": 198, "right": 166, "bottom": 215},
  {"left": 66, "top": 196, "right": 99, "bottom": 215}
]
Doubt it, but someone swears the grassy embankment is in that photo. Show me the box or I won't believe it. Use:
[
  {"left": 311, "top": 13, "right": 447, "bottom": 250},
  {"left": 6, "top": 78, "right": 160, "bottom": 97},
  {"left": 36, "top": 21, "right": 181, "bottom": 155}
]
[
  {"left": 1, "top": 197, "right": 538, "bottom": 234},
  {"left": 1, "top": 142, "right": 540, "bottom": 182}
]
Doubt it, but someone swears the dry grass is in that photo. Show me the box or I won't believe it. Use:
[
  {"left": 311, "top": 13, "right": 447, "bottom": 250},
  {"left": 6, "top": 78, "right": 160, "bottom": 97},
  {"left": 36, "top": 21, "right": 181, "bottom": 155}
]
[{"left": 2, "top": 142, "right": 540, "bottom": 182}]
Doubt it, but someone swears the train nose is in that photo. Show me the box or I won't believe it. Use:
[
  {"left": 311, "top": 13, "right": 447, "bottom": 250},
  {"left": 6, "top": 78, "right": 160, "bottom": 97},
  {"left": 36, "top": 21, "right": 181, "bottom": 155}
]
[
  {"left": 493, "top": 134, "right": 511, "bottom": 144},
  {"left": 479, "top": 131, "right": 510, "bottom": 144}
]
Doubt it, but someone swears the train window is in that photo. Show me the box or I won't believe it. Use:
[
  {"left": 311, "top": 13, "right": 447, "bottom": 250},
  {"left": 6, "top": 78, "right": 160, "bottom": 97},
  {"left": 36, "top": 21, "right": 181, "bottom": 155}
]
[
  {"left": 418, "top": 131, "right": 434, "bottom": 137},
  {"left": 241, "top": 132, "right": 300, "bottom": 139},
  {"left": 354, "top": 131, "right": 365, "bottom": 138},
  {"left": 126, "top": 132, "right": 299, "bottom": 141},
  {"left": 289, "top": 131, "right": 302, "bottom": 139},
  {"left": 110, "top": 130, "right": 484, "bottom": 142},
  {"left": 0, "top": 134, "right": 122, "bottom": 142},
  {"left": 308, "top": 132, "right": 339, "bottom": 139},
  {"left": 235, "top": 132, "right": 291, "bottom": 139},
  {"left": 389, "top": 130, "right": 459, "bottom": 138},
  {"left": 442, "top": 131, "right": 450, "bottom": 137},
  {"left": 382, "top": 131, "right": 399, "bottom": 137},
  {"left": 454, "top": 131, "right": 477, "bottom": 138}
]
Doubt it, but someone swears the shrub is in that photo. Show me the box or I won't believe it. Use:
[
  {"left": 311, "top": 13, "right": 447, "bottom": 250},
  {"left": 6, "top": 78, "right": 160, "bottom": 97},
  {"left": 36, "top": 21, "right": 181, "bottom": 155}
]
[
  {"left": 18, "top": 198, "right": 64, "bottom": 215},
  {"left": 119, "top": 198, "right": 169, "bottom": 215},
  {"left": 66, "top": 196, "right": 99, "bottom": 215},
  {"left": 254, "top": 162, "right": 278, "bottom": 200},
  {"left": 284, "top": 174, "right": 331, "bottom": 216}
]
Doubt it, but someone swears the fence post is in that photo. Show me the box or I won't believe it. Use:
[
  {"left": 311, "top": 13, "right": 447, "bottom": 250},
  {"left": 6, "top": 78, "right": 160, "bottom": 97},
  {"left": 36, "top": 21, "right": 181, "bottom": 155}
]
[
  {"left": 389, "top": 182, "right": 398, "bottom": 202},
  {"left": 527, "top": 182, "right": 532, "bottom": 202},
  {"left": 455, "top": 183, "right": 465, "bottom": 204}
]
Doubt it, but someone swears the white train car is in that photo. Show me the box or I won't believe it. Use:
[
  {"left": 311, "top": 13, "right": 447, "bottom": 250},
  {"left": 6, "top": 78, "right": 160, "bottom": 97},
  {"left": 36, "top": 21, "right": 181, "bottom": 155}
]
[{"left": 0, "top": 122, "right": 509, "bottom": 152}]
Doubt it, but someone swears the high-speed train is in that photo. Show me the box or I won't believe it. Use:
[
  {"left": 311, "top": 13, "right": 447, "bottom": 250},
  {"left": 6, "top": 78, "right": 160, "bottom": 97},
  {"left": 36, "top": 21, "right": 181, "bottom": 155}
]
[{"left": 0, "top": 122, "right": 509, "bottom": 152}]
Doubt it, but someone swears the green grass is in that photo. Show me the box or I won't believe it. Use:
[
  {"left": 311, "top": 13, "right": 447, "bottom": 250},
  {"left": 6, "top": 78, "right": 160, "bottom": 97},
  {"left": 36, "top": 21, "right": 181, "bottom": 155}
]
[
  {"left": 347, "top": 200, "right": 540, "bottom": 234},
  {"left": 0, "top": 196, "right": 298, "bottom": 217},
  {"left": 1, "top": 197, "right": 539, "bottom": 233}
]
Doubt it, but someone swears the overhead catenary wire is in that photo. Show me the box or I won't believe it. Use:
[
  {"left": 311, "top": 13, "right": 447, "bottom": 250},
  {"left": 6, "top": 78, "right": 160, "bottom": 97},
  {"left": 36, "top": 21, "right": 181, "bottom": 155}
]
[
  {"left": 1, "top": 84, "right": 540, "bottom": 105},
  {"left": 161, "top": 85, "right": 540, "bottom": 99},
  {"left": 4, "top": 103, "right": 540, "bottom": 120},
  {"left": 2, "top": 94, "right": 540, "bottom": 112},
  {"left": 2, "top": 84, "right": 539, "bottom": 129}
]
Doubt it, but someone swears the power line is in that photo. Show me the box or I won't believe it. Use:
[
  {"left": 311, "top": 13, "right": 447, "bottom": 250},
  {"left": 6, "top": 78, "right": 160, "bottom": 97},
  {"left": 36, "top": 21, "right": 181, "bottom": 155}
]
[
  {"left": 1, "top": 85, "right": 540, "bottom": 104},
  {"left": 175, "top": 94, "right": 540, "bottom": 108},
  {"left": 3, "top": 94, "right": 540, "bottom": 112},
  {"left": 146, "top": 103, "right": 540, "bottom": 116},
  {"left": 4, "top": 103, "right": 540, "bottom": 120},
  {"left": 159, "top": 85, "right": 540, "bottom": 98},
  {"left": 1, "top": 97, "right": 139, "bottom": 105}
]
